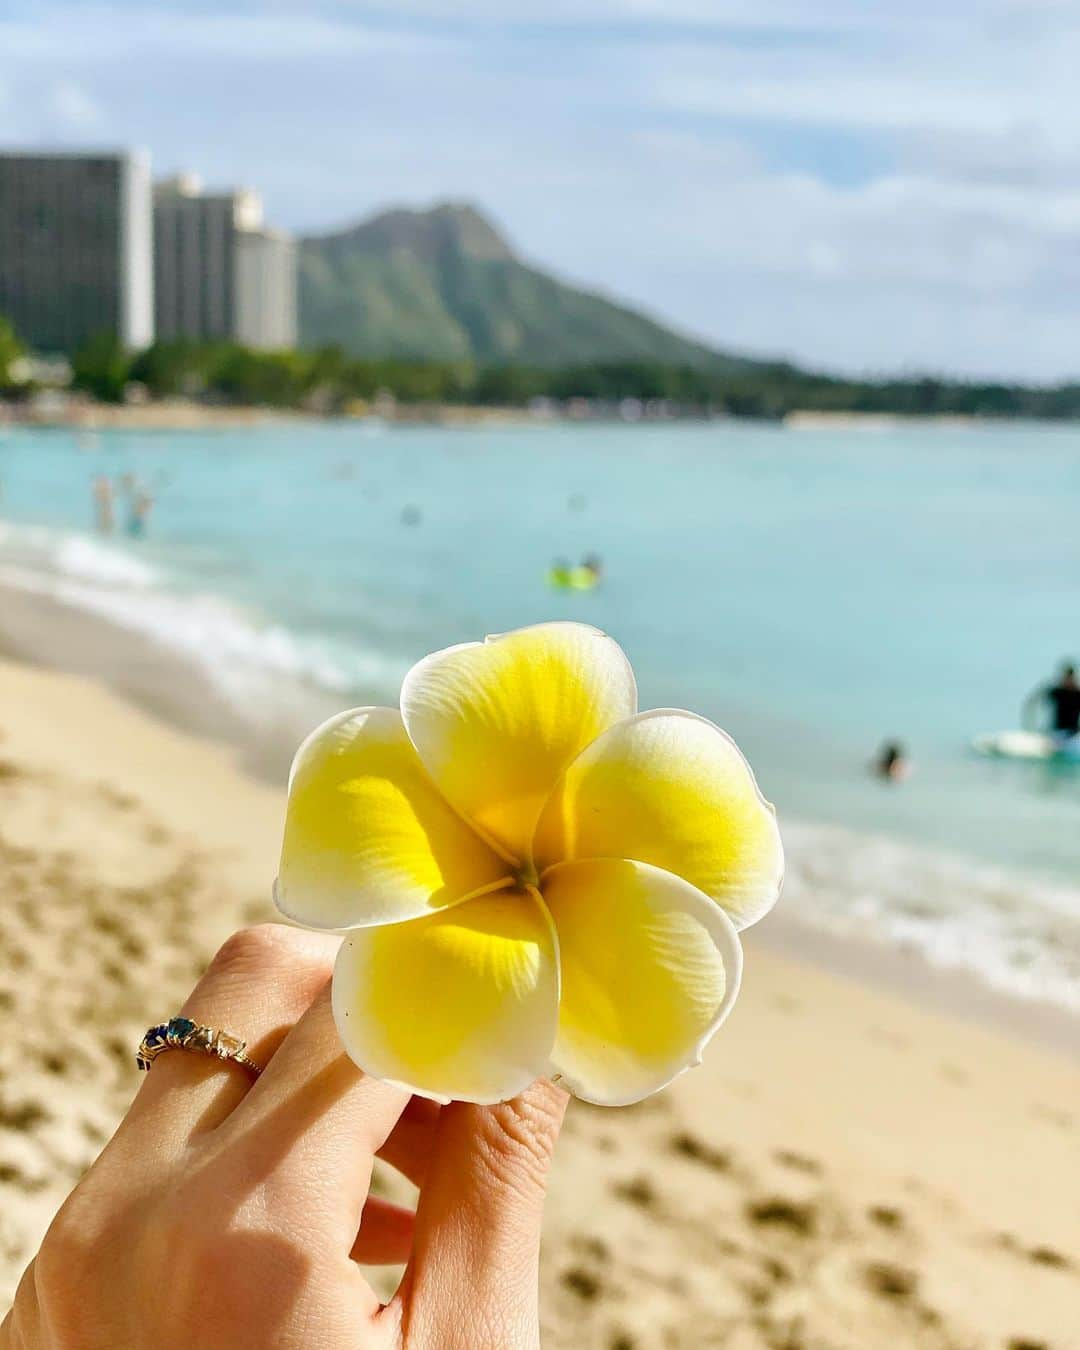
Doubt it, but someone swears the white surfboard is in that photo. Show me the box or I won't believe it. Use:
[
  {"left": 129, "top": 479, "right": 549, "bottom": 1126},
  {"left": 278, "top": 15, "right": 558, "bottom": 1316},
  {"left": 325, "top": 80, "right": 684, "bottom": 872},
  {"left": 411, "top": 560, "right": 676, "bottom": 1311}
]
[{"left": 972, "top": 730, "right": 1080, "bottom": 761}]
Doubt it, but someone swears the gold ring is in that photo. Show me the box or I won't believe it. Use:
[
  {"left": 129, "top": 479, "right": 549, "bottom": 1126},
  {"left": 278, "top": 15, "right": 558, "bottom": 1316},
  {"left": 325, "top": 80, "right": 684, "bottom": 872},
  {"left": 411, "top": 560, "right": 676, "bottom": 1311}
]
[{"left": 136, "top": 1017, "right": 261, "bottom": 1079}]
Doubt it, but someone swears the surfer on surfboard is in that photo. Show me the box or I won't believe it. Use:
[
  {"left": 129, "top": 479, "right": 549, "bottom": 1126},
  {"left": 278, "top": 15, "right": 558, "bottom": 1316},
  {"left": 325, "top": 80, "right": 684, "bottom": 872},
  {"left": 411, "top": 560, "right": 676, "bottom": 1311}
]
[{"left": 1024, "top": 662, "right": 1080, "bottom": 748}]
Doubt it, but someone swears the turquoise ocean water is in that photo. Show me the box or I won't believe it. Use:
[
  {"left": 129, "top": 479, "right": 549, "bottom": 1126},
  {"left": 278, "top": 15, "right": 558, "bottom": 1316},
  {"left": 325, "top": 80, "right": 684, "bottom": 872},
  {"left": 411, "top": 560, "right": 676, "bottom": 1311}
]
[{"left": 1, "top": 419, "right": 1078, "bottom": 1006}]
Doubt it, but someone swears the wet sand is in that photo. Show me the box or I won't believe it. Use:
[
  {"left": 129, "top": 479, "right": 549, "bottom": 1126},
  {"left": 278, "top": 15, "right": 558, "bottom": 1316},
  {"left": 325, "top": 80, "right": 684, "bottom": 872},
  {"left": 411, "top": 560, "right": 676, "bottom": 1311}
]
[{"left": 0, "top": 652, "right": 1078, "bottom": 1347}]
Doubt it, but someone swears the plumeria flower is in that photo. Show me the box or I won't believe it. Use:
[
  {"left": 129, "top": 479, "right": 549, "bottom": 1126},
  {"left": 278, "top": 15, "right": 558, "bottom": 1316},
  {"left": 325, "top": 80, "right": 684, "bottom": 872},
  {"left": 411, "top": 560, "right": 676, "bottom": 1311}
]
[{"left": 274, "top": 622, "right": 783, "bottom": 1106}]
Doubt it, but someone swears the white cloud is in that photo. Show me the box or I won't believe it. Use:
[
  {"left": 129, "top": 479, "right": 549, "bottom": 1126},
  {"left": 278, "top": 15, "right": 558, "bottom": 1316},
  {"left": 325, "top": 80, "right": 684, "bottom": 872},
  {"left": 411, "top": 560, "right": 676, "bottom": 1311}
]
[
  {"left": 292, "top": 0, "right": 960, "bottom": 32},
  {"left": 645, "top": 17, "right": 1080, "bottom": 140},
  {"left": 0, "top": 5, "right": 439, "bottom": 62},
  {"left": 50, "top": 80, "right": 105, "bottom": 131}
]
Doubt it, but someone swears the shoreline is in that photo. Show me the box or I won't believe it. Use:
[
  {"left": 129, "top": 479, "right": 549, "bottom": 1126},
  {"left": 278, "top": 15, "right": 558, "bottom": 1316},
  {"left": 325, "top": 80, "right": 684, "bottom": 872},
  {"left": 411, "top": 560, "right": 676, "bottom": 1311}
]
[
  {"left": 2, "top": 569, "right": 1077, "bottom": 1063},
  {"left": 3, "top": 397, "right": 1071, "bottom": 434},
  {"left": 0, "top": 576, "right": 316, "bottom": 784},
  {"left": 3, "top": 399, "right": 619, "bottom": 432}
]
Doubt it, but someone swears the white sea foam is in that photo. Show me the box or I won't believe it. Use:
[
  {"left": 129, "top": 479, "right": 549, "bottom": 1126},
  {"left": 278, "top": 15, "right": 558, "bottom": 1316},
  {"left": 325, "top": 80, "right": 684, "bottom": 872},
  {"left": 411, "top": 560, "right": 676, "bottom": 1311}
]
[
  {"left": 0, "top": 521, "right": 159, "bottom": 589},
  {"left": 0, "top": 521, "right": 408, "bottom": 712},
  {"left": 783, "top": 819, "right": 1080, "bottom": 1015},
  {"left": 52, "top": 533, "right": 160, "bottom": 589}
]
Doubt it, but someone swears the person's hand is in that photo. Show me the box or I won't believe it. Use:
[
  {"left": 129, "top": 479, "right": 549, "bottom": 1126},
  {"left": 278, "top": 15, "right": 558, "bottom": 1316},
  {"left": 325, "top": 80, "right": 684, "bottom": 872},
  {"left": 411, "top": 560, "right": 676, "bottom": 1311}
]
[{"left": 2, "top": 924, "right": 567, "bottom": 1349}]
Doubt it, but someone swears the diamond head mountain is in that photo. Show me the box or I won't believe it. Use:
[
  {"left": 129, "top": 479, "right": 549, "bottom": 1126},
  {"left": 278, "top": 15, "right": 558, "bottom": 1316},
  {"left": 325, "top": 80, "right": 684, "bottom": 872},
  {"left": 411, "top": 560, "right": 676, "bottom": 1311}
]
[{"left": 299, "top": 202, "right": 749, "bottom": 368}]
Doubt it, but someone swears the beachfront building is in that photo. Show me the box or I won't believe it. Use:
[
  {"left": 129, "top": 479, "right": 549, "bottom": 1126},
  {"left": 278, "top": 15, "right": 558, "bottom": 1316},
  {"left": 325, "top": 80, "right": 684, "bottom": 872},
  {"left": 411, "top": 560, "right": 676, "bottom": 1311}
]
[
  {"left": 0, "top": 149, "right": 154, "bottom": 354},
  {"left": 234, "top": 227, "right": 297, "bottom": 350},
  {"left": 154, "top": 175, "right": 296, "bottom": 350}
]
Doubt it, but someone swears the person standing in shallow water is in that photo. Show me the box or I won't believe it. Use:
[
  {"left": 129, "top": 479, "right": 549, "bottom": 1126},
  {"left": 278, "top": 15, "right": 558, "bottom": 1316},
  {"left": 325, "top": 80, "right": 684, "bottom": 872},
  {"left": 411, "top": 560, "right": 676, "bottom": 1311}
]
[
  {"left": 126, "top": 487, "right": 154, "bottom": 538},
  {"left": 117, "top": 472, "right": 153, "bottom": 538},
  {"left": 92, "top": 475, "right": 114, "bottom": 534},
  {"left": 1025, "top": 662, "right": 1080, "bottom": 746}
]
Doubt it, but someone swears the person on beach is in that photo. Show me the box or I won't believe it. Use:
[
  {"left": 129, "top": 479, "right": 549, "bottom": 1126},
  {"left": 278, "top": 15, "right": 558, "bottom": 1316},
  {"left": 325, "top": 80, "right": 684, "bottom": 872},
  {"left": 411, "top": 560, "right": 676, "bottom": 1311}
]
[
  {"left": 1024, "top": 662, "right": 1080, "bottom": 746},
  {"left": 0, "top": 924, "right": 564, "bottom": 1350}
]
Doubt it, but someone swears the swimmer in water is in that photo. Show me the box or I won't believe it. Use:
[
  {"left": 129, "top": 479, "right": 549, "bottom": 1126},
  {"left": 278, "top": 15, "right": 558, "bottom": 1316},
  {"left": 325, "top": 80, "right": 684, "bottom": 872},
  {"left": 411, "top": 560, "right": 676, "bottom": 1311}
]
[{"left": 874, "top": 740, "right": 911, "bottom": 782}]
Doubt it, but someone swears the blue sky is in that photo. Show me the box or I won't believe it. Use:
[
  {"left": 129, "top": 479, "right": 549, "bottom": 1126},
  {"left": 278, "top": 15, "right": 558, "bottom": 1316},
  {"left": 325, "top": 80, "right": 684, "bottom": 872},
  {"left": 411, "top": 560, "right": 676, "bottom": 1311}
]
[{"left": 3, "top": 1, "right": 1080, "bottom": 378}]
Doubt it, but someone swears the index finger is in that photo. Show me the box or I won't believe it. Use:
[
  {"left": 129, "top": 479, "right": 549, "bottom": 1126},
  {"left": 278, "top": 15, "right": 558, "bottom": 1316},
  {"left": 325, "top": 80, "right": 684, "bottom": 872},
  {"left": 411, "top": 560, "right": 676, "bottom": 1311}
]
[{"left": 128, "top": 924, "right": 340, "bottom": 1138}]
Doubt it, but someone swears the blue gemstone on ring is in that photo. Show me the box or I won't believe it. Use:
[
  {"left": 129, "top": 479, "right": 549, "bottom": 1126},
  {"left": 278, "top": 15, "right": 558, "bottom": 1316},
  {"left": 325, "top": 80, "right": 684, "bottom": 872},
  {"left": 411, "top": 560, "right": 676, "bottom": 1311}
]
[{"left": 167, "top": 1017, "right": 195, "bottom": 1043}]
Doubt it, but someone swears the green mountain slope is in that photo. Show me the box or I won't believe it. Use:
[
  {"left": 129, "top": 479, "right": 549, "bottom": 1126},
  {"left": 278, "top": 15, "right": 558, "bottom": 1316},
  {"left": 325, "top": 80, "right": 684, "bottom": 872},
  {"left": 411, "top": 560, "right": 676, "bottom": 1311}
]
[{"left": 298, "top": 202, "right": 745, "bottom": 368}]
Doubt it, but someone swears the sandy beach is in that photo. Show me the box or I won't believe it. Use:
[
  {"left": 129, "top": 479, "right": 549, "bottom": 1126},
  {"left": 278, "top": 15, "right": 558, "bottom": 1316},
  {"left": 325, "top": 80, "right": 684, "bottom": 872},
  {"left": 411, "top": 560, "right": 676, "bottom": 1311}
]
[
  {"left": 5, "top": 397, "right": 547, "bottom": 432},
  {"left": 1, "top": 648, "right": 1077, "bottom": 1348}
]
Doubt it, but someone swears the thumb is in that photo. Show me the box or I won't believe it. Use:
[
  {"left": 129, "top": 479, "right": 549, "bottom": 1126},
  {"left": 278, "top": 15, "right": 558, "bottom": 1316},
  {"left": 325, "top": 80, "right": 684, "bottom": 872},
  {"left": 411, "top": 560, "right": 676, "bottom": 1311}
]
[{"left": 396, "top": 1078, "right": 568, "bottom": 1349}]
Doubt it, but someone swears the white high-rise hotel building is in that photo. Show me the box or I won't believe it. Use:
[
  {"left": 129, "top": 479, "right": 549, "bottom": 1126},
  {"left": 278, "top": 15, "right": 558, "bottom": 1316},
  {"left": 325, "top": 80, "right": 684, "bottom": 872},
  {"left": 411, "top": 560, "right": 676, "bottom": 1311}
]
[
  {"left": 153, "top": 174, "right": 297, "bottom": 350},
  {"left": 0, "top": 151, "right": 296, "bottom": 354}
]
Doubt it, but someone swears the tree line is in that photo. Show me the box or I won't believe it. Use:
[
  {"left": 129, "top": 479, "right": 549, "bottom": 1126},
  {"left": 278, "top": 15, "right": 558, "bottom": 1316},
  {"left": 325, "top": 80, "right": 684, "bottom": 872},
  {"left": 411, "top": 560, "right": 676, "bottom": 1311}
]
[{"left": 4, "top": 320, "right": 1080, "bottom": 420}]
